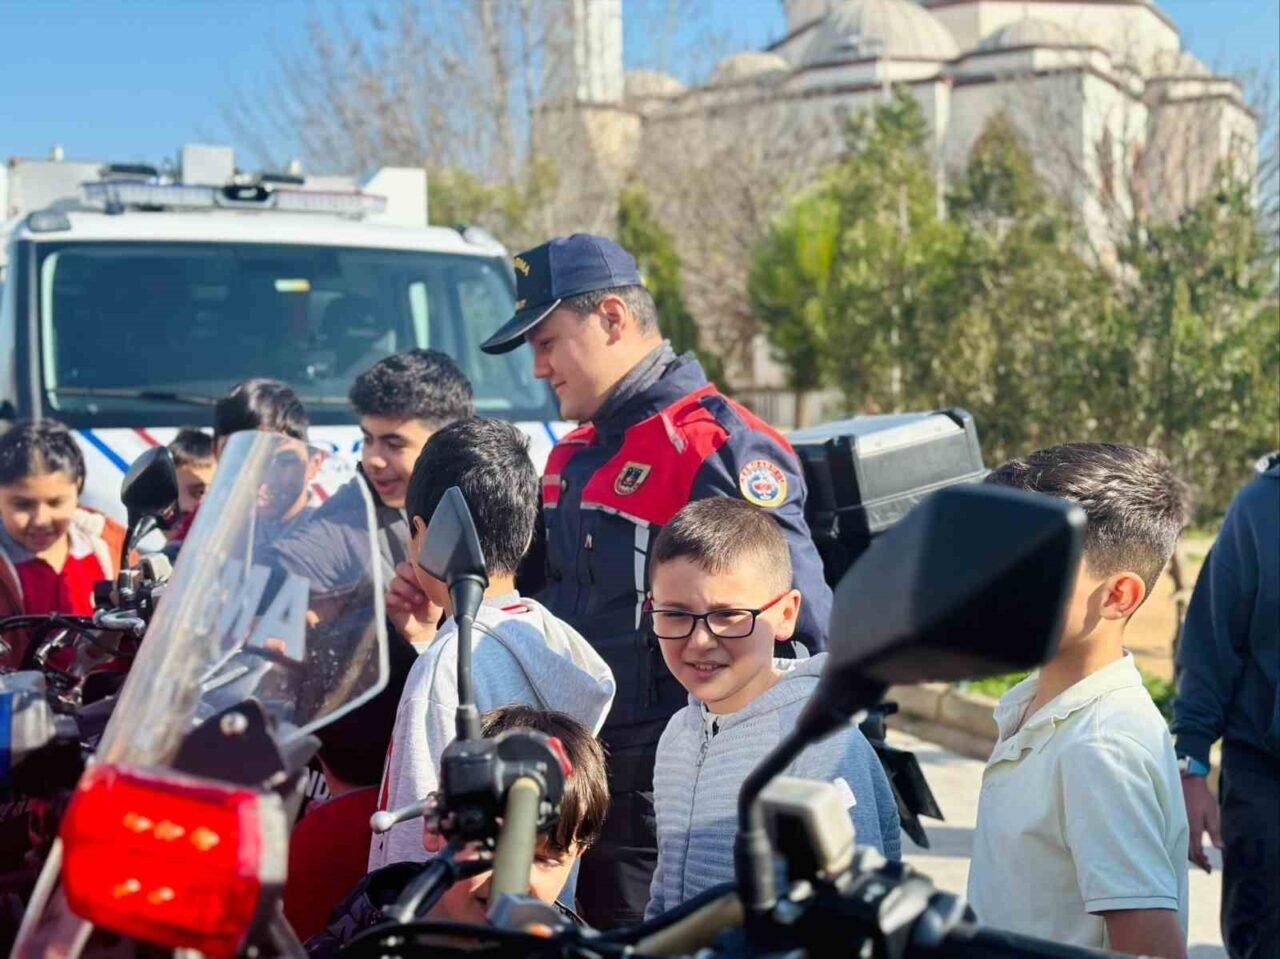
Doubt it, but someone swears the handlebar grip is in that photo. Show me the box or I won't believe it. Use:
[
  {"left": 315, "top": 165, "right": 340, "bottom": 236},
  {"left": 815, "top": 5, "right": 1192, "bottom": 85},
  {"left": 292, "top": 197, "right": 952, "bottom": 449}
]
[
  {"left": 913, "top": 923, "right": 1118, "bottom": 959},
  {"left": 489, "top": 776, "right": 542, "bottom": 901}
]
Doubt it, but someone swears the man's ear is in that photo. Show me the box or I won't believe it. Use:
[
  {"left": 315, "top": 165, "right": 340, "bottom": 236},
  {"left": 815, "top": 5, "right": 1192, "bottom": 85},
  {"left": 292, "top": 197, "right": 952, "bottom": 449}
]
[
  {"left": 1099, "top": 571, "right": 1147, "bottom": 620},
  {"left": 596, "top": 294, "right": 631, "bottom": 344}
]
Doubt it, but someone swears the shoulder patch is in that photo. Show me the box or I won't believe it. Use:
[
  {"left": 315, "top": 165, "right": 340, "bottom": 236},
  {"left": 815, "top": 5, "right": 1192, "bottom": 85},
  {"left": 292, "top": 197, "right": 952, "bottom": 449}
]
[{"left": 739, "top": 459, "right": 787, "bottom": 508}]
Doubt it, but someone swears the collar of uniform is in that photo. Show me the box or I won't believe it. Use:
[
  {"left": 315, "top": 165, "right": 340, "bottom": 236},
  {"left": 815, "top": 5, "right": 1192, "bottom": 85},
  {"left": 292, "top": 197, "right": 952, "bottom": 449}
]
[
  {"left": 988, "top": 652, "right": 1143, "bottom": 764},
  {"left": 591, "top": 353, "right": 708, "bottom": 439}
]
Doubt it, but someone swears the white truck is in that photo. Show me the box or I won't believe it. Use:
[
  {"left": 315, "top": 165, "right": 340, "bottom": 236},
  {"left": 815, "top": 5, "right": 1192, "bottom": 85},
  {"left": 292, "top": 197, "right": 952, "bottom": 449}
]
[{"left": 0, "top": 145, "right": 564, "bottom": 521}]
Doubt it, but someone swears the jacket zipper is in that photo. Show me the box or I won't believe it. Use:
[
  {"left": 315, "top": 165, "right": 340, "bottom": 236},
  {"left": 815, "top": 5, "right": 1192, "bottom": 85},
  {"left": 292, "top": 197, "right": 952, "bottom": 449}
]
[{"left": 677, "top": 720, "right": 714, "bottom": 904}]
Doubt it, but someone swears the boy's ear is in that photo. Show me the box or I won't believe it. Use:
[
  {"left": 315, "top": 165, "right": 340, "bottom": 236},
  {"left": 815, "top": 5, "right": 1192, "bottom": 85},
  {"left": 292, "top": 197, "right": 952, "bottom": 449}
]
[
  {"left": 1099, "top": 571, "right": 1147, "bottom": 621},
  {"left": 773, "top": 588, "right": 803, "bottom": 641}
]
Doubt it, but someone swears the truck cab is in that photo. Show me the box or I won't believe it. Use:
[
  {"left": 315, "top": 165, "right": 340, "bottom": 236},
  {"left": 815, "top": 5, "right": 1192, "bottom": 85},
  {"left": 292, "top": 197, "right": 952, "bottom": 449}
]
[{"left": 0, "top": 146, "right": 562, "bottom": 521}]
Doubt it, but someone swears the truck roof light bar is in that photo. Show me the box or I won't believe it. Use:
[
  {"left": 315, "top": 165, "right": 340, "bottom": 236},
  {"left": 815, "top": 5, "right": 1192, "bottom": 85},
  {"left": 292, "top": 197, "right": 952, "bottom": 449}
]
[{"left": 81, "top": 180, "right": 387, "bottom": 218}]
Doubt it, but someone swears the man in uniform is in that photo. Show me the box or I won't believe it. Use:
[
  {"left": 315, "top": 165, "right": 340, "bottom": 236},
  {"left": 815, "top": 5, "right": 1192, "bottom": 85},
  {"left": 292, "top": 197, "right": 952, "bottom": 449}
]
[{"left": 481, "top": 234, "right": 832, "bottom": 927}]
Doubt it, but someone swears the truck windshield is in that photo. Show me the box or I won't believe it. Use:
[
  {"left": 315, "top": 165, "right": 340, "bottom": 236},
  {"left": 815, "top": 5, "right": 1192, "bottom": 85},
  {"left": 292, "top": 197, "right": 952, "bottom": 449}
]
[{"left": 36, "top": 241, "right": 556, "bottom": 425}]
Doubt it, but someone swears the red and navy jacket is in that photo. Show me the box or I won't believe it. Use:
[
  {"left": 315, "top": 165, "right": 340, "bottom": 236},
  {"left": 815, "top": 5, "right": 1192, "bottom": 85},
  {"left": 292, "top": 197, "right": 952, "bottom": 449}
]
[{"left": 538, "top": 355, "right": 831, "bottom": 751}]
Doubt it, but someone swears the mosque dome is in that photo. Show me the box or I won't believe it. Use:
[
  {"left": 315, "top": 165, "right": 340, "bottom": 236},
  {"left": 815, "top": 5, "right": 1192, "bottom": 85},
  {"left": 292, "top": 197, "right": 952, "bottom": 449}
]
[
  {"left": 977, "top": 18, "right": 1083, "bottom": 51},
  {"left": 710, "top": 51, "right": 792, "bottom": 85},
  {"left": 798, "top": 0, "right": 960, "bottom": 66},
  {"left": 623, "top": 69, "right": 686, "bottom": 100}
]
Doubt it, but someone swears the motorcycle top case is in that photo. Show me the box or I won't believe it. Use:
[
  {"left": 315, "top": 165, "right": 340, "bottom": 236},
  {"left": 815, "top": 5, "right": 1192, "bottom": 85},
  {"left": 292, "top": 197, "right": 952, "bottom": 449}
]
[{"left": 789, "top": 408, "right": 986, "bottom": 584}]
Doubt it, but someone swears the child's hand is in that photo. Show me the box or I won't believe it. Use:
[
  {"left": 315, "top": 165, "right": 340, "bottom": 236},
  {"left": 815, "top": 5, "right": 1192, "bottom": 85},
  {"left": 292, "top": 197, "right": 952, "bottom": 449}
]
[{"left": 386, "top": 562, "right": 443, "bottom": 646}]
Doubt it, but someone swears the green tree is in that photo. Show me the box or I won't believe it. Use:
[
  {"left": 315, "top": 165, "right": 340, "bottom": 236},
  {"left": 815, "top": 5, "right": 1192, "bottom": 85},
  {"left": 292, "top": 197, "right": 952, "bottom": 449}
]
[
  {"left": 616, "top": 182, "right": 726, "bottom": 384},
  {"left": 748, "top": 180, "right": 838, "bottom": 422},
  {"left": 1111, "top": 173, "right": 1280, "bottom": 519}
]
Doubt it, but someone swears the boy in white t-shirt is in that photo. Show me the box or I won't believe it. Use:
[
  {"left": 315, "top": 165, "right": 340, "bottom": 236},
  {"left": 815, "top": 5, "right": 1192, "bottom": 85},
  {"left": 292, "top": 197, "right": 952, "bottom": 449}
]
[{"left": 968, "top": 444, "right": 1191, "bottom": 958}]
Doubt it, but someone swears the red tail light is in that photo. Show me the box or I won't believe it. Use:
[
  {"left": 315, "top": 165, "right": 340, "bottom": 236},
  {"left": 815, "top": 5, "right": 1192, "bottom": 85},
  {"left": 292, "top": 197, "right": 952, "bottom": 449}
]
[{"left": 60, "top": 763, "right": 286, "bottom": 957}]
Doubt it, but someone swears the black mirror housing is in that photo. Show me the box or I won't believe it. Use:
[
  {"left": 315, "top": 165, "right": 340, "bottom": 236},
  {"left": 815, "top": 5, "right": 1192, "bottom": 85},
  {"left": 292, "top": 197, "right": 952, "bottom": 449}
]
[
  {"left": 802, "top": 484, "right": 1084, "bottom": 734},
  {"left": 418, "top": 487, "right": 489, "bottom": 590},
  {"left": 121, "top": 447, "right": 180, "bottom": 524}
]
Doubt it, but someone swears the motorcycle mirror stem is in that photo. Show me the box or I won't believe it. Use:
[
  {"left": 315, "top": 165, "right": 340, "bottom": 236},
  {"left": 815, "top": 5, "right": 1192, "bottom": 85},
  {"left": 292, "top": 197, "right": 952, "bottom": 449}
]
[
  {"left": 735, "top": 485, "right": 1084, "bottom": 921},
  {"left": 418, "top": 487, "right": 490, "bottom": 743}
]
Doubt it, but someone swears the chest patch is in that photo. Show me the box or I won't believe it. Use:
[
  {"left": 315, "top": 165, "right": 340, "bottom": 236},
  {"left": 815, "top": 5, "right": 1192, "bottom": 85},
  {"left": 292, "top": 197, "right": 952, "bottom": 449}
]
[
  {"left": 739, "top": 459, "right": 787, "bottom": 508},
  {"left": 614, "top": 462, "right": 652, "bottom": 496}
]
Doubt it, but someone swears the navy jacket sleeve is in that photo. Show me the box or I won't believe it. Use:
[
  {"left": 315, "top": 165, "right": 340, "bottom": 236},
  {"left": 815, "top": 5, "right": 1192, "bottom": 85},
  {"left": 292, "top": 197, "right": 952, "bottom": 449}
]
[
  {"left": 692, "top": 426, "right": 831, "bottom": 652},
  {"left": 1172, "top": 468, "right": 1280, "bottom": 766}
]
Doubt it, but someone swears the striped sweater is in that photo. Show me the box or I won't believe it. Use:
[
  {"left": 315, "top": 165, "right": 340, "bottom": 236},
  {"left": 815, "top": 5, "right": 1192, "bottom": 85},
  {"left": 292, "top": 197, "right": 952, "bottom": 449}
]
[{"left": 646, "top": 654, "right": 901, "bottom": 919}]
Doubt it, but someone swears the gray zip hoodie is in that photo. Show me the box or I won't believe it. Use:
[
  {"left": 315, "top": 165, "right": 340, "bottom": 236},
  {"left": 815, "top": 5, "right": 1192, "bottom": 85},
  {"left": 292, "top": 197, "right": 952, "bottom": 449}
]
[
  {"left": 646, "top": 654, "right": 900, "bottom": 919},
  {"left": 369, "top": 592, "right": 616, "bottom": 870}
]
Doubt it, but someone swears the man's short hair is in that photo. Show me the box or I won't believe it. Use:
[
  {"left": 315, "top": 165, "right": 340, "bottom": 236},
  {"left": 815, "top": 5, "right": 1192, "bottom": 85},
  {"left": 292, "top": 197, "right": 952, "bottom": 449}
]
[
  {"left": 405, "top": 418, "right": 538, "bottom": 576},
  {"left": 168, "top": 428, "right": 215, "bottom": 468},
  {"left": 213, "top": 379, "right": 309, "bottom": 443},
  {"left": 563, "top": 284, "right": 659, "bottom": 335},
  {"left": 651, "top": 497, "right": 792, "bottom": 594},
  {"left": 480, "top": 706, "right": 608, "bottom": 853},
  {"left": 349, "top": 349, "right": 475, "bottom": 429},
  {"left": 985, "top": 443, "right": 1189, "bottom": 592}
]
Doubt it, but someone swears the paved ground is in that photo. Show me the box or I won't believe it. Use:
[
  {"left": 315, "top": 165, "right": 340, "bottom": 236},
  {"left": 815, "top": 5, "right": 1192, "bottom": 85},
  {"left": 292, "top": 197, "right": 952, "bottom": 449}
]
[{"left": 890, "top": 729, "right": 1225, "bottom": 958}]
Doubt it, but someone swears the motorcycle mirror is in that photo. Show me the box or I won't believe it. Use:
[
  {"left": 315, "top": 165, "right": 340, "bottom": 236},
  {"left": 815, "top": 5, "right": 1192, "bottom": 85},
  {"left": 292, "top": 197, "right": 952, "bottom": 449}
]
[
  {"left": 419, "top": 486, "right": 488, "bottom": 741},
  {"left": 120, "top": 447, "right": 180, "bottom": 564},
  {"left": 121, "top": 447, "right": 179, "bottom": 522},
  {"left": 418, "top": 486, "right": 489, "bottom": 594},
  {"left": 799, "top": 483, "right": 1084, "bottom": 737}
]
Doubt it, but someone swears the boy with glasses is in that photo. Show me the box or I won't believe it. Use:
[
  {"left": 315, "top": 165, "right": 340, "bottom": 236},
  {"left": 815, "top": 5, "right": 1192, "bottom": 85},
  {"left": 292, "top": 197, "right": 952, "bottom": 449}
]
[{"left": 643, "top": 498, "right": 899, "bottom": 918}]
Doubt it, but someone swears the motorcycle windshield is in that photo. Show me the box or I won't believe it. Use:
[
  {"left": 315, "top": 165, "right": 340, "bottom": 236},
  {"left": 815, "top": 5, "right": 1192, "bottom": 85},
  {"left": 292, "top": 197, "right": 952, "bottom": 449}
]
[
  {"left": 101, "top": 430, "right": 389, "bottom": 764},
  {"left": 14, "top": 430, "right": 388, "bottom": 955}
]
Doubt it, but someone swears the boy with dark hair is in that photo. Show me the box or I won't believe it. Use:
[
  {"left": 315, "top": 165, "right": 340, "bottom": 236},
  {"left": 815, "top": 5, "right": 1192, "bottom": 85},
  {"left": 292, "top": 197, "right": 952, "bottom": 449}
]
[
  {"left": 423, "top": 705, "right": 610, "bottom": 925},
  {"left": 645, "top": 497, "right": 898, "bottom": 918},
  {"left": 302, "top": 706, "right": 608, "bottom": 953},
  {"left": 968, "top": 443, "right": 1191, "bottom": 957},
  {"left": 165, "top": 429, "right": 216, "bottom": 547},
  {"left": 370, "top": 418, "right": 614, "bottom": 870},
  {"left": 212, "top": 378, "right": 309, "bottom": 452},
  {"left": 274, "top": 349, "right": 474, "bottom": 594},
  {"left": 209, "top": 379, "right": 316, "bottom": 545}
]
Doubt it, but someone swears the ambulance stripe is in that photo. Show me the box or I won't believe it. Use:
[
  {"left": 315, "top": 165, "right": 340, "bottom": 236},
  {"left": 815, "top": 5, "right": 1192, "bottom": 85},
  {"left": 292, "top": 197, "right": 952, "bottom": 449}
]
[
  {"left": 80, "top": 429, "right": 130, "bottom": 472},
  {"left": 134, "top": 428, "right": 161, "bottom": 448}
]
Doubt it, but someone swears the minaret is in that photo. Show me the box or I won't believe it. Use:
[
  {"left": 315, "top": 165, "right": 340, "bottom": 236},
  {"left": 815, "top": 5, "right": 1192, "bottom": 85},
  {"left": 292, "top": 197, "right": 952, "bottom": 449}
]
[{"left": 545, "top": 0, "right": 623, "bottom": 105}]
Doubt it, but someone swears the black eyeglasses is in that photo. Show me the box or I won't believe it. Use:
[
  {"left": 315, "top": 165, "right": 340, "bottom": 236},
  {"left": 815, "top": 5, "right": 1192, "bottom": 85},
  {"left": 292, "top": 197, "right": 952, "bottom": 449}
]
[{"left": 643, "top": 592, "right": 789, "bottom": 640}]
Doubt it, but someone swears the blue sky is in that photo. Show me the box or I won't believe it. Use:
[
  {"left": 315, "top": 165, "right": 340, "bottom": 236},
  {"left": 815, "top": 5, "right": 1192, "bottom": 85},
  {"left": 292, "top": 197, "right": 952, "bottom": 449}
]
[{"left": 1, "top": 0, "right": 1276, "bottom": 168}]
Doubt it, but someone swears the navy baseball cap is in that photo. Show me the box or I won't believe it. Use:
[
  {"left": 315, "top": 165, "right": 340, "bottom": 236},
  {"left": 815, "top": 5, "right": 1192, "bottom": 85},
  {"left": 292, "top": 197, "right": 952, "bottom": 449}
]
[{"left": 480, "top": 234, "right": 643, "bottom": 355}]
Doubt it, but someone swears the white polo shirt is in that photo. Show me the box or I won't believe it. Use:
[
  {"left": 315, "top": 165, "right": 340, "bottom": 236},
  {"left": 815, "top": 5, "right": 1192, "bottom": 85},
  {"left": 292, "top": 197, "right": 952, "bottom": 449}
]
[{"left": 967, "top": 653, "right": 1189, "bottom": 950}]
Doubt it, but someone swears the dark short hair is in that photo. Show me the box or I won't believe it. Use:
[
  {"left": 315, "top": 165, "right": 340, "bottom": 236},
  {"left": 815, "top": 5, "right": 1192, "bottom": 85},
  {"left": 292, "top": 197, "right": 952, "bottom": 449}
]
[
  {"left": 168, "top": 428, "right": 215, "bottom": 468},
  {"left": 213, "top": 379, "right": 309, "bottom": 444},
  {"left": 0, "top": 420, "right": 86, "bottom": 492},
  {"left": 480, "top": 706, "right": 608, "bottom": 853},
  {"left": 405, "top": 418, "right": 538, "bottom": 576},
  {"left": 985, "top": 443, "right": 1190, "bottom": 593},
  {"left": 348, "top": 349, "right": 475, "bottom": 428},
  {"left": 563, "top": 284, "right": 659, "bottom": 334},
  {"left": 651, "top": 497, "right": 793, "bottom": 593}
]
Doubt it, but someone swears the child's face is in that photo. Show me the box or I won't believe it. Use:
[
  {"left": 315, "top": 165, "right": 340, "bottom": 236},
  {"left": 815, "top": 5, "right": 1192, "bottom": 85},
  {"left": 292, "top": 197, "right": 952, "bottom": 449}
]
[
  {"left": 649, "top": 556, "right": 801, "bottom": 715},
  {"left": 175, "top": 460, "right": 216, "bottom": 517},
  {"left": 360, "top": 416, "right": 434, "bottom": 509},
  {"left": 0, "top": 471, "right": 80, "bottom": 556},
  {"left": 429, "top": 838, "right": 578, "bottom": 925}
]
